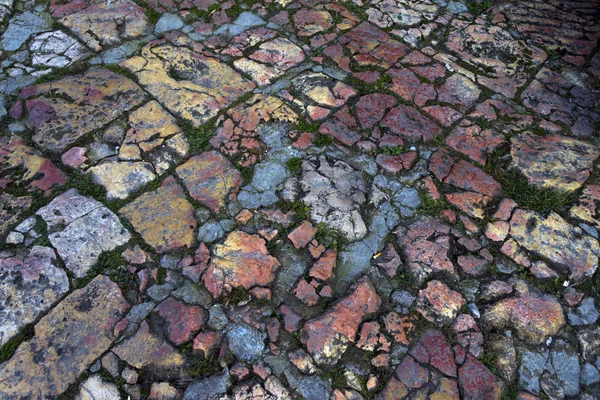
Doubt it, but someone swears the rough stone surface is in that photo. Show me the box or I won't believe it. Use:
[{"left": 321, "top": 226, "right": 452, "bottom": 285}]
[
  {"left": 0, "top": 275, "right": 129, "bottom": 399},
  {"left": 37, "top": 189, "right": 130, "bottom": 277}
]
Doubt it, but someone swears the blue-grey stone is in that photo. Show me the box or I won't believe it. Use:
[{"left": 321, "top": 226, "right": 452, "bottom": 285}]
[
  {"left": 392, "top": 290, "right": 416, "bottom": 308},
  {"left": 160, "top": 254, "right": 180, "bottom": 270},
  {"left": 155, "top": 13, "right": 184, "bottom": 34},
  {"left": 568, "top": 297, "right": 599, "bottom": 326},
  {"left": 234, "top": 12, "right": 265, "bottom": 28},
  {"left": 580, "top": 223, "right": 598, "bottom": 239},
  {"left": 183, "top": 368, "right": 230, "bottom": 400},
  {"left": 172, "top": 281, "right": 212, "bottom": 307},
  {"left": 447, "top": 1, "right": 469, "bottom": 13},
  {"left": 252, "top": 161, "right": 289, "bottom": 192},
  {"left": 551, "top": 340, "right": 580, "bottom": 397},
  {"left": 581, "top": 363, "right": 600, "bottom": 386},
  {"left": 197, "top": 221, "right": 227, "bottom": 243},
  {"left": 394, "top": 188, "right": 421, "bottom": 210},
  {"left": 518, "top": 349, "right": 549, "bottom": 394},
  {"left": 2, "top": 11, "right": 52, "bottom": 51},
  {"left": 146, "top": 283, "right": 174, "bottom": 302},
  {"left": 227, "top": 324, "right": 265, "bottom": 363},
  {"left": 208, "top": 305, "right": 229, "bottom": 330},
  {"left": 298, "top": 375, "right": 332, "bottom": 400}
]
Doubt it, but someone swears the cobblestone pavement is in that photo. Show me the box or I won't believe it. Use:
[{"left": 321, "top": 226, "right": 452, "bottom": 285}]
[{"left": 1, "top": 0, "right": 600, "bottom": 399}]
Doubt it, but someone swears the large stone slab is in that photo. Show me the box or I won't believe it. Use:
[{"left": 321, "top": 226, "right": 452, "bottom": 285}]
[
  {"left": 510, "top": 209, "right": 599, "bottom": 281},
  {"left": 119, "top": 176, "right": 196, "bottom": 253},
  {"left": 50, "top": 0, "right": 151, "bottom": 52},
  {"left": 121, "top": 36, "right": 255, "bottom": 127},
  {"left": 13, "top": 68, "right": 146, "bottom": 153},
  {"left": 37, "top": 189, "right": 131, "bottom": 278},
  {"left": 0, "top": 246, "right": 68, "bottom": 346},
  {"left": 0, "top": 275, "right": 129, "bottom": 399},
  {"left": 510, "top": 134, "right": 599, "bottom": 193}
]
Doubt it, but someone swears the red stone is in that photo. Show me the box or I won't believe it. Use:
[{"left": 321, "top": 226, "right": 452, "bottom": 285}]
[
  {"left": 193, "top": 331, "right": 222, "bottom": 358},
  {"left": 155, "top": 297, "right": 207, "bottom": 345},
  {"left": 355, "top": 93, "right": 397, "bottom": 129},
  {"left": 395, "top": 356, "right": 429, "bottom": 389},
  {"left": 381, "top": 104, "right": 443, "bottom": 143},
  {"left": 288, "top": 220, "right": 317, "bottom": 249},
  {"left": 294, "top": 279, "right": 319, "bottom": 306},
  {"left": 279, "top": 305, "right": 302, "bottom": 333},
  {"left": 458, "top": 354, "right": 502, "bottom": 399},
  {"left": 309, "top": 249, "right": 336, "bottom": 281}
]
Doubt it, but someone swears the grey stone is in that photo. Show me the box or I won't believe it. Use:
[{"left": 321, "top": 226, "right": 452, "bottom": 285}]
[
  {"left": 568, "top": 297, "right": 599, "bottom": 326},
  {"left": 300, "top": 156, "right": 368, "bottom": 241},
  {"left": 30, "top": 30, "right": 88, "bottom": 68},
  {"left": 160, "top": 254, "right": 181, "bottom": 270},
  {"left": 550, "top": 340, "right": 580, "bottom": 397},
  {"left": 147, "top": 283, "right": 174, "bottom": 302},
  {"left": 0, "top": 246, "right": 69, "bottom": 346},
  {"left": 172, "top": 281, "right": 212, "bottom": 307},
  {"left": 518, "top": 349, "right": 549, "bottom": 394},
  {"left": 102, "top": 352, "right": 121, "bottom": 377},
  {"left": 391, "top": 290, "right": 416, "bottom": 308},
  {"left": 227, "top": 324, "right": 265, "bottom": 363},
  {"left": 183, "top": 368, "right": 230, "bottom": 400},
  {"left": 208, "top": 305, "right": 229, "bottom": 330},
  {"left": 37, "top": 189, "right": 131, "bottom": 278},
  {"left": 238, "top": 161, "right": 289, "bottom": 209},
  {"left": 298, "top": 375, "right": 332, "bottom": 400},
  {"left": 1, "top": 11, "right": 52, "bottom": 51},
  {"left": 76, "top": 375, "right": 120, "bottom": 400},
  {"left": 581, "top": 363, "right": 600, "bottom": 386},
  {"left": 578, "top": 326, "right": 600, "bottom": 361},
  {"left": 89, "top": 161, "right": 156, "bottom": 200},
  {"left": 197, "top": 220, "right": 227, "bottom": 243},
  {"left": 155, "top": 13, "right": 184, "bottom": 34},
  {"left": 234, "top": 12, "right": 265, "bottom": 28}
]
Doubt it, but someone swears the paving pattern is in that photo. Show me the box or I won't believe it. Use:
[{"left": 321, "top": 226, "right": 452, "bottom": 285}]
[{"left": 1, "top": 0, "right": 600, "bottom": 399}]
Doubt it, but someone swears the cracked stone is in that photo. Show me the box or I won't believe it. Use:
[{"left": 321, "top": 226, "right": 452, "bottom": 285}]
[{"left": 37, "top": 189, "right": 131, "bottom": 277}]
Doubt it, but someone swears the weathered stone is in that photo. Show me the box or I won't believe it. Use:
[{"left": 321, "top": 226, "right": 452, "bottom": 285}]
[
  {"left": 176, "top": 151, "right": 242, "bottom": 212},
  {"left": 227, "top": 324, "right": 266, "bottom": 363},
  {"left": 355, "top": 93, "right": 397, "bottom": 129},
  {"left": 113, "top": 320, "right": 185, "bottom": 378},
  {"left": 299, "top": 156, "right": 367, "bottom": 241},
  {"left": 445, "top": 123, "right": 504, "bottom": 166},
  {"left": 37, "top": 189, "right": 131, "bottom": 277},
  {"left": 301, "top": 276, "right": 381, "bottom": 365},
  {"left": 249, "top": 38, "right": 305, "bottom": 70},
  {"left": 50, "top": 0, "right": 151, "bottom": 52},
  {"left": 0, "top": 246, "right": 68, "bottom": 346},
  {"left": 31, "top": 30, "right": 89, "bottom": 68},
  {"left": 510, "top": 208, "right": 599, "bottom": 281},
  {"left": 0, "top": 275, "right": 129, "bottom": 399},
  {"left": 89, "top": 161, "right": 156, "bottom": 200},
  {"left": 203, "top": 231, "right": 280, "bottom": 298},
  {"left": 395, "top": 356, "right": 429, "bottom": 389},
  {"left": 76, "top": 375, "right": 120, "bottom": 400},
  {"left": 154, "top": 297, "right": 207, "bottom": 345},
  {"left": 458, "top": 354, "right": 502, "bottom": 400},
  {"left": 570, "top": 185, "right": 600, "bottom": 230},
  {"left": 293, "top": 8, "right": 332, "bottom": 36},
  {"left": 510, "top": 134, "right": 599, "bottom": 193},
  {"left": 0, "top": 136, "right": 68, "bottom": 194},
  {"left": 288, "top": 220, "right": 317, "bottom": 249},
  {"left": 119, "top": 176, "right": 196, "bottom": 253},
  {"left": 14, "top": 68, "right": 145, "bottom": 153},
  {"left": 1, "top": 10, "right": 52, "bottom": 51},
  {"left": 381, "top": 104, "right": 443, "bottom": 143},
  {"left": 122, "top": 38, "right": 254, "bottom": 127},
  {"left": 416, "top": 280, "right": 465, "bottom": 325},
  {"left": 410, "top": 329, "right": 457, "bottom": 378},
  {"left": 0, "top": 194, "right": 32, "bottom": 237},
  {"left": 482, "top": 288, "right": 565, "bottom": 345}
]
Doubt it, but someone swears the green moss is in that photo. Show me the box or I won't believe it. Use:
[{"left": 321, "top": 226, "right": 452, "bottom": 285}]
[
  {"left": 286, "top": 157, "right": 302, "bottom": 174},
  {"left": 179, "top": 118, "right": 216, "bottom": 153},
  {"left": 314, "top": 134, "right": 333, "bottom": 147},
  {"left": 315, "top": 222, "right": 344, "bottom": 248},
  {"left": 237, "top": 165, "right": 254, "bottom": 185},
  {"left": 281, "top": 201, "right": 311, "bottom": 222},
  {"left": 465, "top": 0, "right": 491, "bottom": 15},
  {"left": 417, "top": 192, "right": 447, "bottom": 217},
  {"left": 325, "top": 366, "right": 347, "bottom": 389},
  {"left": 190, "top": 4, "right": 221, "bottom": 22},
  {"left": 104, "top": 63, "right": 139, "bottom": 83},
  {"left": 380, "top": 146, "right": 405, "bottom": 156},
  {"left": 223, "top": 286, "right": 248, "bottom": 306},
  {"left": 189, "top": 356, "right": 222, "bottom": 378},
  {"left": 0, "top": 324, "right": 34, "bottom": 363},
  {"left": 346, "top": 72, "right": 392, "bottom": 94}
]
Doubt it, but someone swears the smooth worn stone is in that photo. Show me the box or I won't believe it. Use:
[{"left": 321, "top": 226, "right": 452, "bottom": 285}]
[
  {"left": 301, "top": 276, "right": 381, "bottom": 365},
  {"left": 119, "top": 176, "right": 196, "bottom": 253},
  {"left": 37, "top": 189, "right": 131, "bottom": 278},
  {"left": 203, "top": 231, "right": 280, "bottom": 298},
  {"left": 0, "top": 275, "right": 129, "bottom": 399},
  {"left": 0, "top": 246, "right": 68, "bottom": 346},
  {"left": 113, "top": 320, "right": 185, "bottom": 379},
  {"left": 549, "top": 340, "right": 580, "bottom": 397},
  {"left": 249, "top": 38, "right": 305, "bottom": 70},
  {"left": 121, "top": 37, "right": 255, "bottom": 128},
  {"left": 14, "top": 67, "right": 145, "bottom": 153},
  {"left": 176, "top": 151, "right": 242, "bottom": 212},
  {"left": 89, "top": 161, "right": 156, "bottom": 200},
  {"left": 0, "top": 136, "right": 68, "bottom": 194},
  {"left": 510, "top": 133, "right": 599, "bottom": 193},
  {"left": 570, "top": 185, "right": 600, "bottom": 230},
  {"left": 510, "top": 208, "right": 600, "bottom": 281},
  {"left": 482, "top": 288, "right": 565, "bottom": 345},
  {"left": 568, "top": 297, "right": 599, "bottom": 326},
  {"left": 50, "top": 0, "right": 151, "bottom": 52},
  {"left": 183, "top": 368, "right": 230, "bottom": 400},
  {"left": 416, "top": 280, "right": 465, "bottom": 325},
  {"left": 293, "top": 8, "right": 332, "bottom": 36},
  {"left": 155, "top": 13, "right": 184, "bottom": 34}
]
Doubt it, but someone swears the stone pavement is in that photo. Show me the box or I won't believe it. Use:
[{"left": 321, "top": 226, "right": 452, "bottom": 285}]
[{"left": 0, "top": 0, "right": 599, "bottom": 398}]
